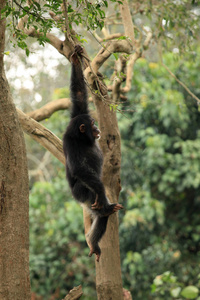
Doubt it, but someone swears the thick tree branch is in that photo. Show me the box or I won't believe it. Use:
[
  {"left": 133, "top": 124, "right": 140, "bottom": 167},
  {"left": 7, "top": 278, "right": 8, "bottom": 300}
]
[
  {"left": 17, "top": 15, "right": 73, "bottom": 59},
  {"left": 17, "top": 108, "right": 65, "bottom": 165}
]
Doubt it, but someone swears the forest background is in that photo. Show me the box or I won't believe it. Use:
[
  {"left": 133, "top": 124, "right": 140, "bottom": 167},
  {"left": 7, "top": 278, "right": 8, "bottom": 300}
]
[{"left": 1, "top": 0, "right": 200, "bottom": 299}]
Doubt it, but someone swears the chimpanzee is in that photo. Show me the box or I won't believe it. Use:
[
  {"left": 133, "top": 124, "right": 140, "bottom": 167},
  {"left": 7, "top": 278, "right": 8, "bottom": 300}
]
[{"left": 63, "top": 45, "right": 123, "bottom": 261}]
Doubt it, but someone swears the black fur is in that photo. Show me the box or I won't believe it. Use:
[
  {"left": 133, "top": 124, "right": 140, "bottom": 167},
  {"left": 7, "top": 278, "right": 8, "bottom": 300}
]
[{"left": 63, "top": 45, "right": 123, "bottom": 261}]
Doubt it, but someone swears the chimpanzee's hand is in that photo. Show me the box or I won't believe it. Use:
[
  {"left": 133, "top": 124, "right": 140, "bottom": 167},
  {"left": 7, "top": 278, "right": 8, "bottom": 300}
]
[
  {"left": 74, "top": 45, "right": 83, "bottom": 56},
  {"left": 71, "top": 45, "right": 83, "bottom": 64}
]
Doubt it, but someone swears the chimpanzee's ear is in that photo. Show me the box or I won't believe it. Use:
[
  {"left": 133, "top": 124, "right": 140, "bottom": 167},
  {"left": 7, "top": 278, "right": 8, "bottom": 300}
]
[{"left": 79, "top": 124, "right": 85, "bottom": 133}]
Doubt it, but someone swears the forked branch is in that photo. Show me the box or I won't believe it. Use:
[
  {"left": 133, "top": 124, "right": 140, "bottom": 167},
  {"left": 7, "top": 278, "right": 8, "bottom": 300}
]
[{"left": 17, "top": 109, "right": 65, "bottom": 165}]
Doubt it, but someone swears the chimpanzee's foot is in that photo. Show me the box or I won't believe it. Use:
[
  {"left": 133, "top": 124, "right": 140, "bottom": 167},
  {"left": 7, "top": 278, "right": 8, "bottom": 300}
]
[
  {"left": 112, "top": 203, "right": 124, "bottom": 212},
  {"left": 88, "top": 246, "right": 101, "bottom": 262},
  {"left": 102, "top": 203, "right": 123, "bottom": 216}
]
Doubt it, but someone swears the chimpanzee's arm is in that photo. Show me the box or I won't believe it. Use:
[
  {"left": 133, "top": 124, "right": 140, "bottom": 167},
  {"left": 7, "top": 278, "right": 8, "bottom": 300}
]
[{"left": 70, "top": 45, "right": 89, "bottom": 118}]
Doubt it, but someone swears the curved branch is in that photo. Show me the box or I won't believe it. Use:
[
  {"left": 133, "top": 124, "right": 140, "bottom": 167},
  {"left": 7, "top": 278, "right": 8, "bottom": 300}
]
[
  {"left": 27, "top": 97, "right": 96, "bottom": 122},
  {"left": 17, "top": 109, "right": 65, "bottom": 165},
  {"left": 17, "top": 15, "right": 73, "bottom": 59},
  {"left": 121, "top": 31, "right": 152, "bottom": 93},
  {"left": 27, "top": 98, "right": 71, "bottom": 121},
  {"left": 84, "top": 40, "right": 132, "bottom": 85},
  {"left": 98, "top": 32, "right": 124, "bottom": 43}
]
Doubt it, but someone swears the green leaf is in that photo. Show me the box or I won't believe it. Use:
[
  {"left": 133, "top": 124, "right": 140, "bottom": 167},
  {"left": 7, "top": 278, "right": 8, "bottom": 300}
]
[
  {"left": 170, "top": 287, "right": 181, "bottom": 298},
  {"left": 113, "top": 53, "right": 119, "bottom": 60},
  {"left": 25, "top": 48, "right": 30, "bottom": 57},
  {"left": 181, "top": 286, "right": 199, "bottom": 299},
  {"left": 153, "top": 276, "right": 163, "bottom": 286},
  {"left": 117, "top": 35, "right": 127, "bottom": 40}
]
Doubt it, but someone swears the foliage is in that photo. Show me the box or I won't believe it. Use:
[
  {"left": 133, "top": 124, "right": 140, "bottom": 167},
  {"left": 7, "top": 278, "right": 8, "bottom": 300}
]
[
  {"left": 128, "top": 1, "right": 200, "bottom": 54},
  {"left": 118, "top": 50, "right": 200, "bottom": 299},
  {"left": 151, "top": 271, "right": 200, "bottom": 300},
  {"left": 3, "top": 0, "right": 122, "bottom": 54},
  {"left": 2, "top": 0, "right": 200, "bottom": 57},
  {"left": 28, "top": 49, "right": 200, "bottom": 299},
  {"left": 29, "top": 177, "right": 96, "bottom": 299},
  {"left": 3, "top": 0, "right": 200, "bottom": 299}
]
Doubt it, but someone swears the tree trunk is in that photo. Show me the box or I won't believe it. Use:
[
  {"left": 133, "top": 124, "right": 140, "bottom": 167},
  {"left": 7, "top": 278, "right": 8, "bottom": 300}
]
[
  {"left": 0, "top": 3, "right": 31, "bottom": 299},
  {"left": 93, "top": 91, "right": 123, "bottom": 300}
]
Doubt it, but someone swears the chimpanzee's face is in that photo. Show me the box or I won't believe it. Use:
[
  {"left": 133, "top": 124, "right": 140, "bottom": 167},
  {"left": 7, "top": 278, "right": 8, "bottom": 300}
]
[
  {"left": 79, "top": 118, "right": 101, "bottom": 140},
  {"left": 91, "top": 119, "right": 101, "bottom": 139}
]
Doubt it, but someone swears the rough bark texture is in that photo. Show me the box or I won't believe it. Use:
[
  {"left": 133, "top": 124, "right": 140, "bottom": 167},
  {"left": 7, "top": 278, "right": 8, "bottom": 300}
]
[
  {"left": 64, "top": 285, "right": 83, "bottom": 300},
  {"left": 0, "top": 3, "right": 31, "bottom": 299},
  {"left": 93, "top": 90, "right": 123, "bottom": 300}
]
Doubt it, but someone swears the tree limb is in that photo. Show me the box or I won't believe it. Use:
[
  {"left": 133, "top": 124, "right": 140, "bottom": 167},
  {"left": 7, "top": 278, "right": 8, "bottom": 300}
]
[
  {"left": 17, "top": 15, "right": 73, "bottom": 59},
  {"left": 97, "top": 31, "right": 124, "bottom": 42},
  {"left": 121, "top": 31, "right": 152, "bottom": 94},
  {"left": 63, "top": 285, "right": 83, "bottom": 300},
  {"left": 119, "top": 0, "right": 135, "bottom": 46},
  {"left": 84, "top": 40, "right": 132, "bottom": 85},
  {"left": 27, "top": 98, "right": 71, "bottom": 121},
  {"left": 27, "top": 97, "right": 97, "bottom": 122},
  {"left": 112, "top": 56, "right": 127, "bottom": 103},
  {"left": 17, "top": 108, "right": 65, "bottom": 165}
]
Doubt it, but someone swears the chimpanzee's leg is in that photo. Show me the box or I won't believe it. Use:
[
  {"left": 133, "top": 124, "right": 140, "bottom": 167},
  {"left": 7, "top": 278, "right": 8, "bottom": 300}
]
[{"left": 72, "top": 180, "right": 96, "bottom": 204}]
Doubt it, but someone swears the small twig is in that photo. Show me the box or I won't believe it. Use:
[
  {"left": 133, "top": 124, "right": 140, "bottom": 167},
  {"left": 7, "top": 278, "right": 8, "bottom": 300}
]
[
  {"left": 97, "top": 33, "right": 125, "bottom": 43},
  {"left": 13, "top": 0, "right": 42, "bottom": 19},
  {"left": 161, "top": 62, "right": 200, "bottom": 104},
  {"left": 158, "top": 42, "right": 200, "bottom": 104},
  {"left": 143, "top": 30, "right": 152, "bottom": 49}
]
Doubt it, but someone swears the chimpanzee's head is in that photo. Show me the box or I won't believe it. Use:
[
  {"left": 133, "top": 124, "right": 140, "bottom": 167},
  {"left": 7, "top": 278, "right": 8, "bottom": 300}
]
[{"left": 68, "top": 114, "right": 100, "bottom": 145}]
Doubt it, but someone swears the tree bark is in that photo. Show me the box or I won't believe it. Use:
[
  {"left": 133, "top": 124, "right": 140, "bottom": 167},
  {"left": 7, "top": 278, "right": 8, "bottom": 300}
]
[
  {"left": 0, "top": 2, "right": 31, "bottom": 299},
  {"left": 17, "top": 108, "right": 65, "bottom": 165},
  {"left": 93, "top": 89, "right": 123, "bottom": 299}
]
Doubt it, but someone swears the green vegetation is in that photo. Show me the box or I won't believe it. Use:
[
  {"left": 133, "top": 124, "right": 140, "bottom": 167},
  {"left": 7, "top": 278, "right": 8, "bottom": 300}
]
[
  {"left": 2, "top": 0, "right": 200, "bottom": 299},
  {"left": 118, "top": 50, "right": 200, "bottom": 299},
  {"left": 29, "top": 50, "right": 200, "bottom": 299}
]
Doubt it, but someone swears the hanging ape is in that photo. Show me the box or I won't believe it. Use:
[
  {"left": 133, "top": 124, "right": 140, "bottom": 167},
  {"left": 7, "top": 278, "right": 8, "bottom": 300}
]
[{"left": 63, "top": 45, "right": 123, "bottom": 261}]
